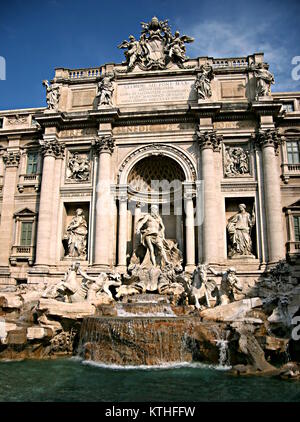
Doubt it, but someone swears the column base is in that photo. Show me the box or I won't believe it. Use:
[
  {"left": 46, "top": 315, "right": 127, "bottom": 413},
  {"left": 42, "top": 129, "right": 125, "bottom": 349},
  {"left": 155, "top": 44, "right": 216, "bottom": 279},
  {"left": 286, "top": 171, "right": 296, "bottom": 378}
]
[
  {"left": 91, "top": 264, "right": 112, "bottom": 272},
  {"left": 185, "top": 264, "right": 196, "bottom": 273}
]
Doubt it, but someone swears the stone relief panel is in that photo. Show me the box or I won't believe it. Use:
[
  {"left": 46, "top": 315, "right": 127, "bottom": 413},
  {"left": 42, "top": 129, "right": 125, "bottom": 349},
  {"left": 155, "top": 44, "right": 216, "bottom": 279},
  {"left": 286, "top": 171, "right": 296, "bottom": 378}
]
[
  {"left": 223, "top": 144, "right": 251, "bottom": 178},
  {"left": 66, "top": 150, "right": 91, "bottom": 183},
  {"left": 220, "top": 80, "right": 246, "bottom": 99}
]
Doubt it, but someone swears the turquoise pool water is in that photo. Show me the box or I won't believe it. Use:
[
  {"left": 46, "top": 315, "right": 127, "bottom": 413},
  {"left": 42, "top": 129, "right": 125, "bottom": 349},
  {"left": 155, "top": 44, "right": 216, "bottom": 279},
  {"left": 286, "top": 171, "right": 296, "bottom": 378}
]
[{"left": 0, "top": 358, "right": 299, "bottom": 402}]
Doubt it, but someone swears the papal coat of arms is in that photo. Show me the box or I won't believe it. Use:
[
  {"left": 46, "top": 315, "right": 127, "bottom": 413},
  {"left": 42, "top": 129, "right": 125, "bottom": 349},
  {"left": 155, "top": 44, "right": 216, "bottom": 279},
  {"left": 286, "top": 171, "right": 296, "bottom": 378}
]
[{"left": 118, "top": 16, "right": 194, "bottom": 71}]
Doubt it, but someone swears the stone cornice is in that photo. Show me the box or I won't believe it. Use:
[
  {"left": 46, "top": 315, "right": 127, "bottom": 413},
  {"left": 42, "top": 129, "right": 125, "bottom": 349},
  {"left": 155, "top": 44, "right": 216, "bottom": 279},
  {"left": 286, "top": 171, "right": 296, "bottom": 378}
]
[
  {"left": 251, "top": 100, "right": 282, "bottom": 117},
  {"left": 196, "top": 129, "right": 223, "bottom": 152},
  {"left": 39, "top": 138, "right": 65, "bottom": 158},
  {"left": 93, "top": 135, "right": 115, "bottom": 154}
]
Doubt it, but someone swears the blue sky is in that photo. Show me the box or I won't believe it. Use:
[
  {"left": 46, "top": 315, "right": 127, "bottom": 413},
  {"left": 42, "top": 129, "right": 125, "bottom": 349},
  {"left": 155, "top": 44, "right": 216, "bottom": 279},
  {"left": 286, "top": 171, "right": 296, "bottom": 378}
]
[{"left": 1, "top": 0, "right": 300, "bottom": 110}]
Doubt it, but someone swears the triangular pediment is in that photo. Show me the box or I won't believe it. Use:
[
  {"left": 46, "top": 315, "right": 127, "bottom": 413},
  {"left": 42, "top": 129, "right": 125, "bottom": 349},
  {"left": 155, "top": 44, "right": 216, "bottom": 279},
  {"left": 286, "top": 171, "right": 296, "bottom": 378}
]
[
  {"left": 14, "top": 208, "right": 37, "bottom": 217},
  {"left": 284, "top": 200, "right": 300, "bottom": 211}
]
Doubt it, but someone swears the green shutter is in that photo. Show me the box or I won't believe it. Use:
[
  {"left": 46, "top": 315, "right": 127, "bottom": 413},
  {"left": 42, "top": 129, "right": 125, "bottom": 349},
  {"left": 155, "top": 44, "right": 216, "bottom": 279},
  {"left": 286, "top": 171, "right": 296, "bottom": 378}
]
[
  {"left": 20, "top": 222, "right": 32, "bottom": 246},
  {"left": 26, "top": 152, "right": 38, "bottom": 174},
  {"left": 294, "top": 216, "right": 300, "bottom": 242}
]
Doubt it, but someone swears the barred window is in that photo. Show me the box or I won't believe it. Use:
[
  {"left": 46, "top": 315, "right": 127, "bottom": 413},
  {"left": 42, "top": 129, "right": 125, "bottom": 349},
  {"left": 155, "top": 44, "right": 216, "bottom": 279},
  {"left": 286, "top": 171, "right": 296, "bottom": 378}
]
[
  {"left": 26, "top": 152, "right": 38, "bottom": 174},
  {"left": 282, "top": 102, "right": 294, "bottom": 113},
  {"left": 287, "top": 141, "right": 300, "bottom": 164},
  {"left": 294, "top": 216, "right": 300, "bottom": 242},
  {"left": 20, "top": 222, "right": 33, "bottom": 246}
]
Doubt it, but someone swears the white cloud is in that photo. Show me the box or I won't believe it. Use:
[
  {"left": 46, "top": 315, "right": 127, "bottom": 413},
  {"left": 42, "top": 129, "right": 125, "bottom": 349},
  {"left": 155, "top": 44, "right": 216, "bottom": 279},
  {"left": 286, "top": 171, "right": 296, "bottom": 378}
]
[{"left": 182, "top": 20, "right": 299, "bottom": 92}]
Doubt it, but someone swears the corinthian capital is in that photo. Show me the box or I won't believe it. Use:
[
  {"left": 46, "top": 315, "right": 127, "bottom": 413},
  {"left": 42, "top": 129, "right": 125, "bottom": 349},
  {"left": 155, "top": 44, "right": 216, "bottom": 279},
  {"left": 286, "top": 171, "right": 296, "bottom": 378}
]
[
  {"left": 39, "top": 139, "right": 65, "bottom": 158},
  {"left": 253, "top": 129, "right": 283, "bottom": 155},
  {"left": 94, "top": 135, "right": 115, "bottom": 154},
  {"left": 3, "top": 151, "right": 20, "bottom": 168},
  {"left": 196, "top": 129, "right": 223, "bottom": 152}
]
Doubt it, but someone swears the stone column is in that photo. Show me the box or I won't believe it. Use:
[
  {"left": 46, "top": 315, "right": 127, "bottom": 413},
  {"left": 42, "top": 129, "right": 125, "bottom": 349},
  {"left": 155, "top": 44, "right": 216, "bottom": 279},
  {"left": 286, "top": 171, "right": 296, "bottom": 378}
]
[
  {"left": 255, "top": 129, "right": 285, "bottom": 262},
  {"left": 35, "top": 138, "right": 64, "bottom": 267},
  {"left": 176, "top": 214, "right": 183, "bottom": 252},
  {"left": 184, "top": 185, "right": 195, "bottom": 272},
  {"left": 0, "top": 151, "right": 20, "bottom": 266},
  {"left": 93, "top": 135, "right": 115, "bottom": 268},
  {"left": 49, "top": 148, "right": 64, "bottom": 263},
  {"left": 117, "top": 191, "right": 128, "bottom": 273},
  {"left": 197, "top": 130, "right": 222, "bottom": 264},
  {"left": 133, "top": 202, "right": 142, "bottom": 249}
]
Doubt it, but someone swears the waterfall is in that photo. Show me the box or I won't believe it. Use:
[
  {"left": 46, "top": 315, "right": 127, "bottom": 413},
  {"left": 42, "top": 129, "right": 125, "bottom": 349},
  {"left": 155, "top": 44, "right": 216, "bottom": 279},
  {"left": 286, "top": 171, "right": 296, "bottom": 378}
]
[
  {"left": 215, "top": 339, "right": 229, "bottom": 368},
  {"left": 213, "top": 328, "right": 231, "bottom": 368}
]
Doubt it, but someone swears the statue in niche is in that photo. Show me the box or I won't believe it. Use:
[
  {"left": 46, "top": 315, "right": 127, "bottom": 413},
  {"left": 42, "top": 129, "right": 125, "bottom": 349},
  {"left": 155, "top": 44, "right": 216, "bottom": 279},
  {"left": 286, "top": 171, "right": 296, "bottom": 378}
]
[
  {"left": 67, "top": 152, "right": 90, "bottom": 181},
  {"left": 96, "top": 73, "right": 114, "bottom": 107},
  {"left": 209, "top": 266, "right": 243, "bottom": 305},
  {"left": 250, "top": 62, "right": 275, "bottom": 99},
  {"left": 43, "top": 80, "right": 60, "bottom": 110},
  {"left": 194, "top": 64, "right": 214, "bottom": 100},
  {"left": 121, "top": 205, "right": 183, "bottom": 294},
  {"left": 224, "top": 147, "right": 250, "bottom": 177},
  {"left": 136, "top": 205, "right": 172, "bottom": 267},
  {"left": 227, "top": 204, "right": 255, "bottom": 258},
  {"left": 64, "top": 208, "right": 88, "bottom": 259}
]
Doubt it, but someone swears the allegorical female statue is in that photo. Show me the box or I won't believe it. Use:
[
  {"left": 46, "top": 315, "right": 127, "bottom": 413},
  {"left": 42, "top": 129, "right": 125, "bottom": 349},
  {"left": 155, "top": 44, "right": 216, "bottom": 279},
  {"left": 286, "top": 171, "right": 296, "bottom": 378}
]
[
  {"left": 227, "top": 204, "right": 255, "bottom": 258},
  {"left": 96, "top": 73, "right": 114, "bottom": 107},
  {"left": 64, "top": 208, "right": 88, "bottom": 259}
]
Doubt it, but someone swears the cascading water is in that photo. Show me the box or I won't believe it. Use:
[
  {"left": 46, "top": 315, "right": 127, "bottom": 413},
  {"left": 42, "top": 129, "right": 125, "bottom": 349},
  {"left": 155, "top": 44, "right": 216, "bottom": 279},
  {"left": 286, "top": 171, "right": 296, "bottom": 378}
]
[
  {"left": 213, "top": 328, "right": 231, "bottom": 368},
  {"left": 77, "top": 294, "right": 232, "bottom": 367}
]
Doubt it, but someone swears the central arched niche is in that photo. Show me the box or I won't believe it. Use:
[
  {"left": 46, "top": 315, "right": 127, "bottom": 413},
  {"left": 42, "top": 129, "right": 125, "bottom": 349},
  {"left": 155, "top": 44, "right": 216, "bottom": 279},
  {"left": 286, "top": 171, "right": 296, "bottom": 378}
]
[
  {"left": 127, "top": 155, "right": 186, "bottom": 255},
  {"left": 128, "top": 155, "right": 185, "bottom": 193}
]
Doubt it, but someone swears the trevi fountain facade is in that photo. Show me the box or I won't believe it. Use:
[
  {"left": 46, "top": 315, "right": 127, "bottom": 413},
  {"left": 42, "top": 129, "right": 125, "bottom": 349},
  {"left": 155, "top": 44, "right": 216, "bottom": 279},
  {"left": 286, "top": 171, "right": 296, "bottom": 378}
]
[{"left": 0, "top": 17, "right": 299, "bottom": 379}]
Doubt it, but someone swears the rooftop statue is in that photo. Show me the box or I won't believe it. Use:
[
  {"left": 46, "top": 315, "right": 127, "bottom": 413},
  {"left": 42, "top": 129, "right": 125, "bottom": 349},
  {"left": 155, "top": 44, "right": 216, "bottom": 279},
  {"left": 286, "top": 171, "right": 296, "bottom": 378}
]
[
  {"left": 43, "top": 79, "right": 60, "bottom": 111},
  {"left": 118, "top": 16, "right": 194, "bottom": 71},
  {"left": 96, "top": 72, "right": 114, "bottom": 107},
  {"left": 250, "top": 62, "right": 275, "bottom": 100},
  {"left": 194, "top": 64, "right": 214, "bottom": 100}
]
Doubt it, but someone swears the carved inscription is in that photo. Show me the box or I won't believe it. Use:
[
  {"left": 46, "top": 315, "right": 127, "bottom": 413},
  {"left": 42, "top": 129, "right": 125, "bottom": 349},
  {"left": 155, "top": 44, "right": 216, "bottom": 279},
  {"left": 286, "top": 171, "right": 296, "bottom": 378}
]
[{"left": 117, "top": 79, "right": 196, "bottom": 105}]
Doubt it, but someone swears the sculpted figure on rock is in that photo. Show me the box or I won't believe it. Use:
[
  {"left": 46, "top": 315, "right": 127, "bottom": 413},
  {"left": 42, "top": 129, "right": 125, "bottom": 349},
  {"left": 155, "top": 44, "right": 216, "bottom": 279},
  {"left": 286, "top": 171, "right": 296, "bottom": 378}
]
[{"left": 209, "top": 266, "right": 243, "bottom": 305}]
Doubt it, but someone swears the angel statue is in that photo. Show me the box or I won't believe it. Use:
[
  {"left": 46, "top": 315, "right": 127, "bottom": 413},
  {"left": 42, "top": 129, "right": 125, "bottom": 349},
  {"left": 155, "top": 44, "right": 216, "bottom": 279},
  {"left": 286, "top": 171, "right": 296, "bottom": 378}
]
[
  {"left": 166, "top": 31, "right": 194, "bottom": 67},
  {"left": 43, "top": 80, "right": 60, "bottom": 110},
  {"left": 195, "top": 64, "right": 214, "bottom": 100},
  {"left": 118, "top": 35, "right": 142, "bottom": 70}
]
